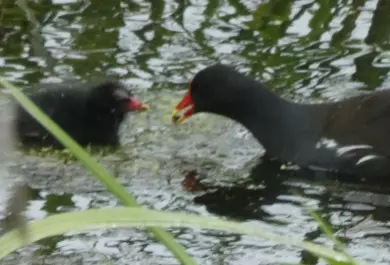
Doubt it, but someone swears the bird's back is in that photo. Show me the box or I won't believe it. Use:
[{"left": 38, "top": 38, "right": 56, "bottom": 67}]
[
  {"left": 15, "top": 86, "right": 89, "bottom": 147},
  {"left": 297, "top": 89, "right": 390, "bottom": 178}
]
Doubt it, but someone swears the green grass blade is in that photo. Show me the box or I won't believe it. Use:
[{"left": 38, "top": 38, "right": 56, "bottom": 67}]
[
  {"left": 0, "top": 207, "right": 368, "bottom": 265},
  {"left": 303, "top": 205, "right": 356, "bottom": 265},
  {"left": 0, "top": 78, "right": 197, "bottom": 265},
  {"left": 308, "top": 209, "right": 344, "bottom": 247}
]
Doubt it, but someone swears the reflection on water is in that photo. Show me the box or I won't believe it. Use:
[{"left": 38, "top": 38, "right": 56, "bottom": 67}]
[{"left": 1, "top": 0, "right": 390, "bottom": 264}]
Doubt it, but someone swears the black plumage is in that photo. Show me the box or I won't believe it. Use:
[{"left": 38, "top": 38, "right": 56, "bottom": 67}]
[
  {"left": 172, "top": 64, "right": 390, "bottom": 180},
  {"left": 14, "top": 80, "right": 147, "bottom": 148}
]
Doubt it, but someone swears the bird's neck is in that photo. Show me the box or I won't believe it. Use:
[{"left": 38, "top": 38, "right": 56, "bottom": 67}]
[{"left": 227, "top": 82, "right": 325, "bottom": 161}]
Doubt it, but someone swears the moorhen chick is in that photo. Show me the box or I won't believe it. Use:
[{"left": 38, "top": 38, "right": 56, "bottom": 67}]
[
  {"left": 14, "top": 80, "right": 148, "bottom": 148},
  {"left": 172, "top": 64, "right": 390, "bottom": 180}
]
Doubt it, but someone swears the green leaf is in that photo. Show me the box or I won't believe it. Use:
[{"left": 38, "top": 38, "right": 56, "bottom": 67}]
[{"left": 0, "top": 207, "right": 368, "bottom": 265}]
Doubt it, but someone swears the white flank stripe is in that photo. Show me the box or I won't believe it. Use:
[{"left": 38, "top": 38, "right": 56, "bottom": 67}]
[
  {"left": 356, "top": 155, "right": 382, "bottom": 165},
  {"left": 336, "top": 145, "right": 373, "bottom": 156}
]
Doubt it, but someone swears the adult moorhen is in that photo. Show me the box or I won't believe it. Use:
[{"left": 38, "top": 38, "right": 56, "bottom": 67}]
[
  {"left": 172, "top": 64, "right": 390, "bottom": 180},
  {"left": 14, "top": 80, "right": 148, "bottom": 148}
]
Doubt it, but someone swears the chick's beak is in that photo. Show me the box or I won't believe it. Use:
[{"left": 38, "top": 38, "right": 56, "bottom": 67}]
[
  {"left": 172, "top": 91, "right": 194, "bottom": 124},
  {"left": 128, "top": 97, "right": 149, "bottom": 111}
]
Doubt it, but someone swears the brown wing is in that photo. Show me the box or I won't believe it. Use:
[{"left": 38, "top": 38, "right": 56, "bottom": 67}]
[{"left": 323, "top": 89, "right": 390, "bottom": 156}]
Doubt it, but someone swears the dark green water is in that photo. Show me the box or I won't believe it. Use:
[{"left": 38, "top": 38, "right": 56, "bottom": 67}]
[{"left": 1, "top": 0, "right": 390, "bottom": 264}]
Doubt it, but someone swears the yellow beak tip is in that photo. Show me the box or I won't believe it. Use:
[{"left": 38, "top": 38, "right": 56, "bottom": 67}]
[
  {"left": 140, "top": 103, "right": 150, "bottom": 111},
  {"left": 172, "top": 115, "right": 183, "bottom": 124},
  {"left": 171, "top": 109, "right": 184, "bottom": 124}
]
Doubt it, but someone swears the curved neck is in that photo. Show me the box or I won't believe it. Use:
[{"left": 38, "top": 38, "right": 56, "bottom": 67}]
[{"left": 224, "top": 82, "right": 327, "bottom": 161}]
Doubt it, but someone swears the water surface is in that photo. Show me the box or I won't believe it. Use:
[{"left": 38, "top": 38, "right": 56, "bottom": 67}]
[{"left": 1, "top": 0, "right": 390, "bottom": 264}]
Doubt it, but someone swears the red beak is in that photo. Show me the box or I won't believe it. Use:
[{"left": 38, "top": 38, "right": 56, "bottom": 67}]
[
  {"left": 172, "top": 91, "right": 194, "bottom": 123},
  {"left": 127, "top": 97, "right": 149, "bottom": 111}
]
